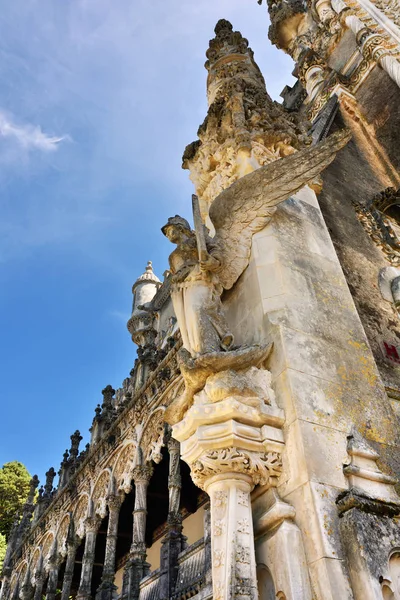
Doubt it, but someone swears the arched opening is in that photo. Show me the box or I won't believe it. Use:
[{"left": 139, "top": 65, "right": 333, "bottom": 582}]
[
  {"left": 145, "top": 450, "right": 170, "bottom": 570},
  {"left": 56, "top": 560, "right": 66, "bottom": 599},
  {"left": 257, "top": 564, "right": 276, "bottom": 600},
  {"left": 69, "top": 538, "right": 85, "bottom": 598},
  {"left": 91, "top": 514, "right": 108, "bottom": 597},
  {"left": 113, "top": 486, "right": 135, "bottom": 593}
]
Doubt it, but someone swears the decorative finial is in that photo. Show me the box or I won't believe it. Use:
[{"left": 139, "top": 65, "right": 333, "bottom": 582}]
[{"left": 69, "top": 430, "right": 83, "bottom": 460}]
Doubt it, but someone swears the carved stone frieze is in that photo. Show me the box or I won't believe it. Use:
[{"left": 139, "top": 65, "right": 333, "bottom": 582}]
[{"left": 367, "top": 0, "right": 400, "bottom": 28}]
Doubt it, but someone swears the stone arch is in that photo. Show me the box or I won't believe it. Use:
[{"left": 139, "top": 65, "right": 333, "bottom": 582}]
[
  {"left": 29, "top": 547, "right": 42, "bottom": 578},
  {"left": 40, "top": 532, "right": 55, "bottom": 565},
  {"left": 91, "top": 469, "right": 111, "bottom": 519},
  {"left": 9, "top": 571, "right": 19, "bottom": 597},
  {"left": 73, "top": 494, "right": 89, "bottom": 539},
  {"left": 139, "top": 407, "right": 166, "bottom": 464},
  {"left": 56, "top": 513, "right": 71, "bottom": 558},
  {"left": 113, "top": 442, "right": 136, "bottom": 494},
  {"left": 257, "top": 563, "right": 276, "bottom": 600}
]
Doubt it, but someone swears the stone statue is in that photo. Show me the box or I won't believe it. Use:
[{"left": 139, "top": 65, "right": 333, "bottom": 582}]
[
  {"left": 163, "top": 129, "right": 351, "bottom": 423},
  {"left": 161, "top": 214, "right": 233, "bottom": 358}
]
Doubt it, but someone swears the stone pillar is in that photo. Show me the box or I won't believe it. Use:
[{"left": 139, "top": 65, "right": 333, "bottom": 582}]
[
  {"left": 0, "top": 572, "right": 12, "bottom": 600},
  {"left": 19, "top": 565, "right": 33, "bottom": 600},
  {"left": 167, "top": 436, "right": 181, "bottom": 518},
  {"left": 121, "top": 464, "right": 153, "bottom": 600},
  {"left": 207, "top": 474, "right": 258, "bottom": 600},
  {"left": 45, "top": 559, "right": 59, "bottom": 600},
  {"left": 32, "top": 574, "right": 45, "bottom": 600},
  {"left": 159, "top": 437, "right": 185, "bottom": 599},
  {"left": 169, "top": 362, "right": 285, "bottom": 600},
  {"left": 95, "top": 495, "right": 122, "bottom": 600},
  {"left": 60, "top": 538, "right": 79, "bottom": 600},
  {"left": 32, "top": 552, "right": 45, "bottom": 600},
  {"left": 76, "top": 517, "right": 100, "bottom": 600}
]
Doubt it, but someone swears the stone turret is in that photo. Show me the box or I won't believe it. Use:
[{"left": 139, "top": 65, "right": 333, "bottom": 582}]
[
  {"left": 182, "top": 18, "right": 310, "bottom": 221},
  {"left": 127, "top": 262, "right": 161, "bottom": 367}
]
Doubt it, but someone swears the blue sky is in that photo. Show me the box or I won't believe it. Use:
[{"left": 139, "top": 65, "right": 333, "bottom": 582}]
[{"left": 0, "top": 0, "right": 295, "bottom": 486}]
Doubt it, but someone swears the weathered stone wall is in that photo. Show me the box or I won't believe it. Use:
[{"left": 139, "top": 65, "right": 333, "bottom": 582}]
[
  {"left": 316, "top": 95, "right": 400, "bottom": 393},
  {"left": 223, "top": 180, "right": 400, "bottom": 599}
]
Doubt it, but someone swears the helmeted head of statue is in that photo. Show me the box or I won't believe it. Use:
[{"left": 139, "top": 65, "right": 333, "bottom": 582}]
[{"left": 161, "top": 215, "right": 192, "bottom": 243}]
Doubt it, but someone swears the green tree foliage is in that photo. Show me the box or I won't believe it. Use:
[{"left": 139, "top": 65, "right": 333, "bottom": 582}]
[
  {"left": 0, "top": 462, "right": 32, "bottom": 540},
  {"left": 0, "top": 533, "right": 7, "bottom": 573}
]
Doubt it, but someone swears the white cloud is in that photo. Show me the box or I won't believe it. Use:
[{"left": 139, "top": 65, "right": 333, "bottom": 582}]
[{"left": 0, "top": 110, "right": 69, "bottom": 152}]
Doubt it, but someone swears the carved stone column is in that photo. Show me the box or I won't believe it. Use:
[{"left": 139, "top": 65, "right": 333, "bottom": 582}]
[
  {"left": 121, "top": 464, "right": 153, "bottom": 600},
  {"left": 60, "top": 538, "right": 79, "bottom": 600},
  {"left": 76, "top": 517, "right": 100, "bottom": 600},
  {"left": 0, "top": 572, "right": 12, "bottom": 600},
  {"left": 169, "top": 360, "right": 285, "bottom": 600},
  {"left": 32, "top": 573, "right": 46, "bottom": 600},
  {"left": 45, "top": 558, "right": 59, "bottom": 600},
  {"left": 159, "top": 436, "right": 185, "bottom": 599},
  {"left": 19, "top": 565, "right": 33, "bottom": 600},
  {"left": 32, "top": 552, "right": 45, "bottom": 600},
  {"left": 95, "top": 495, "right": 122, "bottom": 600},
  {"left": 167, "top": 436, "right": 181, "bottom": 518}
]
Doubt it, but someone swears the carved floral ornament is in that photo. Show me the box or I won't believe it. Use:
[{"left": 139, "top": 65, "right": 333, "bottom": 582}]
[
  {"left": 191, "top": 448, "right": 283, "bottom": 489},
  {"left": 56, "top": 514, "right": 70, "bottom": 557},
  {"left": 114, "top": 442, "right": 136, "bottom": 494},
  {"left": 139, "top": 408, "right": 166, "bottom": 465},
  {"left": 91, "top": 471, "right": 111, "bottom": 519}
]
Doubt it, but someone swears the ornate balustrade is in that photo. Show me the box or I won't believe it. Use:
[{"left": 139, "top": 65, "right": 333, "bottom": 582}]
[
  {"left": 172, "top": 538, "right": 208, "bottom": 600},
  {"left": 138, "top": 569, "right": 161, "bottom": 600}
]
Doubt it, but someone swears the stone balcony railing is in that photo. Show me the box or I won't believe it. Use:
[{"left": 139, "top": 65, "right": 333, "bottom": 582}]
[
  {"left": 138, "top": 538, "right": 211, "bottom": 600},
  {"left": 139, "top": 567, "right": 161, "bottom": 600},
  {"left": 172, "top": 538, "right": 208, "bottom": 599}
]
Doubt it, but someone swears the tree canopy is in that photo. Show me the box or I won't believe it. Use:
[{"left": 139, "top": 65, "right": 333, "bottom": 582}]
[
  {"left": 0, "top": 533, "right": 6, "bottom": 573},
  {"left": 0, "top": 462, "right": 32, "bottom": 540}
]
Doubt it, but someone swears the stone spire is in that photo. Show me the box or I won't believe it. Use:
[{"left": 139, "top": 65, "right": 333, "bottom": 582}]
[
  {"left": 182, "top": 19, "right": 310, "bottom": 220},
  {"left": 18, "top": 475, "right": 39, "bottom": 540},
  {"left": 69, "top": 430, "right": 83, "bottom": 461}
]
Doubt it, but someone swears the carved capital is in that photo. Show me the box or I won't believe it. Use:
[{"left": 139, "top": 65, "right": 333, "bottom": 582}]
[
  {"left": 84, "top": 516, "right": 101, "bottom": 534},
  {"left": 132, "top": 464, "right": 153, "bottom": 485},
  {"left": 107, "top": 494, "right": 123, "bottom": 512},
  {"left": 191, "top": 447, "right": 282, "bottom": 490}
]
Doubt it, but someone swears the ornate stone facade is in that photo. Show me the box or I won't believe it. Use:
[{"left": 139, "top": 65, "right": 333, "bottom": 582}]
[{"left": 2, "top": 6, "right": 400, "bottom": 600}]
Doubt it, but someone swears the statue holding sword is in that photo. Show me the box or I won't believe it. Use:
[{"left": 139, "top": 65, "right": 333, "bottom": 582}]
[{"left": 161, "top": 195, "right": 234, "bottom": 358}]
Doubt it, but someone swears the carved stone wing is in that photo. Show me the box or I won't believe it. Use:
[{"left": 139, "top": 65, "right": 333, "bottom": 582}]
[{"left": 210, "top": 129, "right": 351, "bottom": 290}]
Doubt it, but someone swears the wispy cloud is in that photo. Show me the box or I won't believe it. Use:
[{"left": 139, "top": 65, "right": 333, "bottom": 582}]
[{"left": 0, "top": 110, "right": 69, "bottom": 152}]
